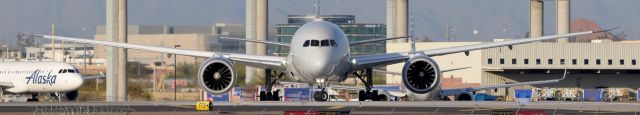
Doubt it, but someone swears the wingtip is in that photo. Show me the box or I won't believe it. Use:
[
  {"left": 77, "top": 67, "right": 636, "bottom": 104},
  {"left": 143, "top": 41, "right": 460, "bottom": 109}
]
[{"left": 594, "top": 26, "right": 620, "bottom": 33}]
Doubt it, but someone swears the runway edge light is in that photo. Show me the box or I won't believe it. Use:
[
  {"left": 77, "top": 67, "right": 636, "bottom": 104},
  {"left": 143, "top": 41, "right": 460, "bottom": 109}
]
[{"left": 196, "top": 101, "right": 212, "bottom": 111}]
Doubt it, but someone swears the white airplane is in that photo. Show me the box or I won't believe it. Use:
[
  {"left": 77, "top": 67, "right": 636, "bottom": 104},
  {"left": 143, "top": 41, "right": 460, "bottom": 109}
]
[
  {"left": 0, "top": 62, "right": 98, "bottom": 102},
  {"left": 24, "top": 18, "right": 607, "bottom": 101}
]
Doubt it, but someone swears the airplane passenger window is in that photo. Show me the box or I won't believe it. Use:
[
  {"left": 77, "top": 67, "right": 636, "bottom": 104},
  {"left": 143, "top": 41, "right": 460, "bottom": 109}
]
[
  {"left": 320, "top": 40, "right": 330, "bottom": 46},
  {"left": 303, "top": 40, "right": 310, "bottom": 47},
  {"left": 330, "top": 40, "right": 337, "bottom": 47},
  {"left": 310, "top": 40, "right": 319, "bottom": 46}
]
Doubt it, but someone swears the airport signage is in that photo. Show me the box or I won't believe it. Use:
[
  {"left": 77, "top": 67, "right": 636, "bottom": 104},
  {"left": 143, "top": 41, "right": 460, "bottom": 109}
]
[
  {"left": 515, "top": 89, "right": 533, "bottom": 105},
  {"left": 195, "top": 101, "right": 211, "bottom": 111},
  {"left": 284, "top": 87, "right": 310, "bottom": 101}
]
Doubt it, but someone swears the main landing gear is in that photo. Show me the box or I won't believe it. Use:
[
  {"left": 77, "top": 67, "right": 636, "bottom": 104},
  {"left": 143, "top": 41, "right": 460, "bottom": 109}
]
[
  {"left": 26, "top": 94, "right": 39, "bottom": 102},
  {"left": 354, "top": 68, "right": 387, "bottom": 101},
  {"left": 259, "top": 69, "right": 283, "bottom": 101}
]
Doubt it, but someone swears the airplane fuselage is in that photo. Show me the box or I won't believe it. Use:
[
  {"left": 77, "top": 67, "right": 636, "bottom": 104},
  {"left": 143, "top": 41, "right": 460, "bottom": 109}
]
[
  {"left": 287, "top": 21, "right": 352, "bottom": 83},
  {"left": 0, "top": 62, "right": 83, "bottom": 94}
]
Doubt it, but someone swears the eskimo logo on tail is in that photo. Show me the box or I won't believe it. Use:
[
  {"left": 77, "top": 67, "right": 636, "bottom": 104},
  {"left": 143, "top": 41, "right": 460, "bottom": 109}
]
[{"left": 25, "top": 69, "right": 57, "bottom": 85}]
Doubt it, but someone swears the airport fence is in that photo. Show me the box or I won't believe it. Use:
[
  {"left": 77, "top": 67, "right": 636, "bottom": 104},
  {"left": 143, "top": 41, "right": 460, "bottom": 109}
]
[{"left": 32, "top": 105, "right": 135, "bottom": 115}]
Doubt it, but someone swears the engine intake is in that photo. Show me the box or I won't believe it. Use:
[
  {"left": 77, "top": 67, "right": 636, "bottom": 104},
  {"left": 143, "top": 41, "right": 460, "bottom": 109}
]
[
  {"left": 402, "top": 56, "right": 440, "bottom": 94},
  {"left": 198, "top": 58, "right": 236, "bottom": 95}
]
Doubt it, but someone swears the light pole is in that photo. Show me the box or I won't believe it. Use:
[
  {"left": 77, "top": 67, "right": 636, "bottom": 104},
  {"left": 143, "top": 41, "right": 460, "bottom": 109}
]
[
  {"left": 174, "top": 44, "right": 180, "bottom": 101},
  {"left": 2, "top": 45, "right": 7, "bottom": 61}
]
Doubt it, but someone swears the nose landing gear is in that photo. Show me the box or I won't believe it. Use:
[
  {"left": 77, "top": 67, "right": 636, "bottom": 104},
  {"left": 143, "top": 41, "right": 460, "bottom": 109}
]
[{"left": 313, "top": 89, "right": 329, "bottom": 101}]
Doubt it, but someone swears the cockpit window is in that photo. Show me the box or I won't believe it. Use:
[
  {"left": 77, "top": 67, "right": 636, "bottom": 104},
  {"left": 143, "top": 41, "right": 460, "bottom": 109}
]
[
  {"left": 330, "top": 40, "right": 337, "bottom": 47},
  {"left": 59, "top": 69, "right": 79, "bottom": 73},
  {"left": 320, "top": 40, "right": 330, "bottom": 46},
  {"left": 303, "top": 40, "right": 310, "bottom": 47},
  {"left": 310, "top": 40, "right": 319, "bottom": 46}
]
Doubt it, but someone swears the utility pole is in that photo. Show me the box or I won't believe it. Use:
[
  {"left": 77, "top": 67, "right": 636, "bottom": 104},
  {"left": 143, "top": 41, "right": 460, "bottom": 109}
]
[
  {"left": 51, "top": 23, "right": 55, "bottom": 61},
  {"left": 174, "top": 44, "right": 180, "bottom": 101},
  {"left": 445, "top": 23, "right": 454, "bottom": 42}
]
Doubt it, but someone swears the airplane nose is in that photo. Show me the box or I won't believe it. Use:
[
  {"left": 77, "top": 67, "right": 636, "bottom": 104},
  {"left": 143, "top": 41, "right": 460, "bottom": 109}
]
[
  {"left": 309, "top": 57, "right": 335, "bottom": 76},
  {"left": 71, "top": 75, "right": 84, "bottom": 90}
]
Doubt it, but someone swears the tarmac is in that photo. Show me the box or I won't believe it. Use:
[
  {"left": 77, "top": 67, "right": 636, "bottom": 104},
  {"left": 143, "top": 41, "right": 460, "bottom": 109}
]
[{"left": 1, "top": 101, "right": 640, "bottom": 114}]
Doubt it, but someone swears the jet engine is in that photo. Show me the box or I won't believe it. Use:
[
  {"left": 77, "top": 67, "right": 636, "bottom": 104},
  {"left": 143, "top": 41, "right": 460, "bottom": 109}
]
[
  {"left": 65, "top": 90, "right": 79, "bottom": 101},
  {"left": 198, "top": 57, "right": 236, "bottom": 95},
  {"left": 456, "top": 92, "right": 474, "bottom": 101},
  {"left": 402, "top": 56, "right": 440, "bottom": 94}
]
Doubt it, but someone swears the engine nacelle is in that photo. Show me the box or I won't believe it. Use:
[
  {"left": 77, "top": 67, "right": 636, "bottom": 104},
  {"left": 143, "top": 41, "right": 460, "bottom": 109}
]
[
  {"left": 456, "top": 92, "right": 474, "bottom": 101},
  {"left": 402, "top": 56, "right": 440, "bottom": 94},
  {"left": 198, "top": 57, "right": 236, "bottom": 95}
]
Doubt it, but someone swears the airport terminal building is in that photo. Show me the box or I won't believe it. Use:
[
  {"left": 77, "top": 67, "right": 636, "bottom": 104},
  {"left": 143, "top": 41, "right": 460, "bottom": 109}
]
[{"left": 388, "top": 40, "right": 640, "bottom": 100}]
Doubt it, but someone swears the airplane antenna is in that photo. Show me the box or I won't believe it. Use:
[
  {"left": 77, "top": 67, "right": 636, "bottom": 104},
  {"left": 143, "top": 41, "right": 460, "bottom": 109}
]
[
  {"left": 409, "top": 10, "right": 416, "bottom": 52},
  {"left": 313, "top": 0, "right": 321, "bottom": 21}
]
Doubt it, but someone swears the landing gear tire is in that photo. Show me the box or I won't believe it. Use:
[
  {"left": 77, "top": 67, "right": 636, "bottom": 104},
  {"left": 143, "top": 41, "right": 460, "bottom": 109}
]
[
  {"left": 314, "top": 91, "right": 329, "bottom": 101},
  {"left": 27, "top": 94, "right": 39, "bottom": 102},
  {"left": 358, "top": 90, "right": 385, "bottom": 101},
  {"left": 266, "top": 92, "right": 273, "bottom": 101},
  {"left": 259, "top": 91, "right": 267, "bottom": 101},
  {"left": 272, "top": 90, "right": 280, "bottom": 101},
  {"left": 259, "top": 90, "right": 280, "bottom": 101},
  {"left": 358, "top": 90, "right": 366, "bottom": 101}
]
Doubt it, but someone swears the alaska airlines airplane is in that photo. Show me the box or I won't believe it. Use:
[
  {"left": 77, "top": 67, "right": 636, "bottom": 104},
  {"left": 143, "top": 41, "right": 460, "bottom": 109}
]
[
  {"left": 24, "top": 20, "right": 606, "bottom": 102},
  {"left": 0, "top": 62, "right": 86, "bottom": 102}
]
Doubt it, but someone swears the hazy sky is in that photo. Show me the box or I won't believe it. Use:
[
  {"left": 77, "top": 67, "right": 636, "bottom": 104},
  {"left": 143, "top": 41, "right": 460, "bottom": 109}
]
[{"left": 1, "top": 0, "right": 639, "bottom": 46}]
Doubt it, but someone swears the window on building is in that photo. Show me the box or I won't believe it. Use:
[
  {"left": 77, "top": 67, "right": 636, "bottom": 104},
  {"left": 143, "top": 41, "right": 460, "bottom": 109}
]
[
  {"left": 512, "top": 59, "right": 517, "bottom": 64},
  {"left": 608, "top": 59, "right": 613, "bottom": 65},
  {"left": 548, "top": 59, "right": 553, "bottom": 65},
  {"left": 620, "top": 59, "right": 625, "bottom": 65},
  {"left": 500, "top": 59, "right": 505, "bottom": 64},
  {"left": 310, "top": 40, "right": 319, "bottom": 46},
  {"left": 633, "top": 60, "right": 637, "bottom": 65},
  {"left": 596, "top": 59, "right": 601, "bottom": 65},
  {"left": 584, "top": 59, "right": 589, "bottom": 65},
  {"left": 572, "top": 59, "right": 577, "bottom": 65},
  {"left": 303, "top": 40, "right": 310, "bottom": 47},
  {"left": 524, "top": 59, "right": 529, "bottom": 64},
  {"left": 488, "top": 59, "right": 493, "bottom": 64},
  {"left": 536, "top": 59, "right": 541, "bottom": 65},
  {"left": 560, "top": 59, "right": 566, "bottom": 65}
]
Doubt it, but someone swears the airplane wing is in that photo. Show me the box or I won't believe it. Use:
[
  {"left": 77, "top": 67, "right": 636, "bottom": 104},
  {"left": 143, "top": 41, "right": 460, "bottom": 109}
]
[
  {"left": 439, "top": 69, "right": 568, "bottom": 97},
  {"left": 349, "top": 36, "right": 410, "bottom": 46},
  {"left": 25, "top": 34, "right": 287, "bottom": 70},
  {"left": 374, "top": 67, "right": 471, "bottom": 76},
  {"left": 220, "top": 37, "right": 290, "bottom": 47},
  {"left": 350, "top": 30, "right": 602, "bottom": 70},
  {"left": 82, "top": 72, "right": 105, "bottom": 80}
]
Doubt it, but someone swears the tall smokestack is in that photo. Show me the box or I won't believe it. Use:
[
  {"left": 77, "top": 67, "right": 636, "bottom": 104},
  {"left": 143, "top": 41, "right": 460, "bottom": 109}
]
[
  {"left": 556, "top": 0, "right": 570, "bottom": 43},
  {"left": 245, "top": 0, "right": 256, "bottom": 84},
  {"left": 395, "top": 0, "right": 408, "bottom": 42},
  {"left": 529, "top": 0, "right": 543, "bottom": 38},
  {"left": 255, "top": 0, "right": 268, "bottom": 81}
]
